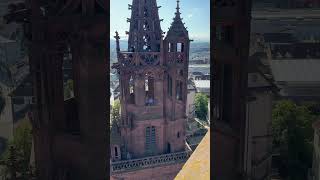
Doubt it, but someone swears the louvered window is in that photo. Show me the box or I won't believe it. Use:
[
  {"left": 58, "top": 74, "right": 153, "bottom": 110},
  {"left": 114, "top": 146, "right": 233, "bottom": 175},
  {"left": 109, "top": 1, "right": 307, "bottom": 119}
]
[{"left": 145, "top": 126, "right": 156, "bottom": 155}]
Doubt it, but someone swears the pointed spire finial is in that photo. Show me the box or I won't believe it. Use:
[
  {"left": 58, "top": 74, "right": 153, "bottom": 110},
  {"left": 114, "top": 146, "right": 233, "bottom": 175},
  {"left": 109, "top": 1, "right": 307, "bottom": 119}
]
[
  {"left": 176, "top": 0, "right": 180, "bottom": 12},
  {"left": 114, "top": 31, "right": 120, "bottom": 54}
]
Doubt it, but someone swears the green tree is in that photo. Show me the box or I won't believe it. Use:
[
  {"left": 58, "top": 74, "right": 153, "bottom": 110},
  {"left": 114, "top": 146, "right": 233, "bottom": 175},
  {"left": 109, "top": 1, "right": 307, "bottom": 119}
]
[
  {"left": 194, "top": 93, "right": 209, "bottom": 121},
  {"left": 272, "top": 100, "right": 316, "bottom": 180},
  {"left": 0, "top": 118, "right": 33, "bottom": 179},
  {"left": 111, "top": 99, "right": 121, "bottom": 127}
]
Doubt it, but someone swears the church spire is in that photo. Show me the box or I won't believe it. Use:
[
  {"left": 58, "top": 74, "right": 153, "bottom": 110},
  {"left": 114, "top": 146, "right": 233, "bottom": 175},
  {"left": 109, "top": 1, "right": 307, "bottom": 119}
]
[
  {"left": 127, "top": 0, "right": 163, "bottom": 52},
  {"left": 166, "top": 0, "right": 188, "bottom": 38},
  {"left": 176, "top": 0, "right": 180, "bottom": 14}
]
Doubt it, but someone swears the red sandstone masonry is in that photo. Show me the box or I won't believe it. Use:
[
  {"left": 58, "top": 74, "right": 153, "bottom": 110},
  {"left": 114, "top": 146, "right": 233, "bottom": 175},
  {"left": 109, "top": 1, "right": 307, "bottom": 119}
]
[{"left": 111, "top": 162, "right": 184, "bottom": 180}]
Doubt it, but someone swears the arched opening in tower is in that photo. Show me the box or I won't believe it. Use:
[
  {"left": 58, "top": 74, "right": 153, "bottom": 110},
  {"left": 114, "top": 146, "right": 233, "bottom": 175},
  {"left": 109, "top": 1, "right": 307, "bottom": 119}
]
[
  {"left": 145, "top": 74, "right": 155, "bottom": 105},
  {"left": 129, "top": 75, "right": 135, "bottom": 104}
]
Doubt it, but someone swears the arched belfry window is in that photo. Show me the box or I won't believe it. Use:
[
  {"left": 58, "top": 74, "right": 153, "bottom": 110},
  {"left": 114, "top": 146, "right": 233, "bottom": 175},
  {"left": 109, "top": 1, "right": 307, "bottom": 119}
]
[
  {"left": 168, "top": 43, "right": 174, "bottom": 52},
  {"left": 114, "top": 146, "right": 119, "bottom": 159},
  {"left": 177, "top": 43, "right": 184, "bottom": 52},
  {"left": 145, "top": 73, "right": 155, "bottom": 106},
  {"left": 129, "top": 75, "right": 135, "bottom": 104},
  {"left": 176, "top": 80, "right": 183, "bottom": 101}
]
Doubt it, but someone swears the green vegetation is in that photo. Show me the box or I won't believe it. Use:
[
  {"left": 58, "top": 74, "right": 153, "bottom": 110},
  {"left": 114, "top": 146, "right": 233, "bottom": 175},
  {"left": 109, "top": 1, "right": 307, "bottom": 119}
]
[
  {"left": 111, "top": 99, "right": 121, "bottom": 127},
  {"left": 194, "top": 93, "right": 209, "bottom": 122},
  {"left": 272, "top": 100, "right": 318, "bottom": 180},
  {"left": 0, "top": 118, "right": 34, "bottom": 179}
]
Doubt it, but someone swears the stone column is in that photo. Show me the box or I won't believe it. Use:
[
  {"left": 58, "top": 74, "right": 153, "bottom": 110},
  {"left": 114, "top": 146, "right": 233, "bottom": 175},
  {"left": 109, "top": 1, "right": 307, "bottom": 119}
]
[{"left": 75, "top": 33, "right": 107, "bottom": 180}]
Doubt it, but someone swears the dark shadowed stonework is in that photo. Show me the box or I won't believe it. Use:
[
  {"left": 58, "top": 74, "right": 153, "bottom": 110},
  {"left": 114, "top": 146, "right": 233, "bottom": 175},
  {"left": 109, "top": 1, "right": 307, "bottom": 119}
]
[
  {"left": 5, "top": 1, "right": 108, "bottom": 180},
  {"left": 213, "top": 0, "right": 252, "bottom": 179}
]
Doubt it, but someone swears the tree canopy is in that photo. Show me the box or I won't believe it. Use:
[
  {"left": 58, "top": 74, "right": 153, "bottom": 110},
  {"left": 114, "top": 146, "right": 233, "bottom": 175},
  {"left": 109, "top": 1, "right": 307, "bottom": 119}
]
[
  {"left": 111, "top": 99, "right": 120, "bottom": 127},
  {"left": 0, "top": 118, "right": 33, "bottom": 179},
  {"left": 272, "top": 100, "right": 317, "bottom": 180},
  {"left": 194, "top": 93, "right": 209, "bottom": 121}
]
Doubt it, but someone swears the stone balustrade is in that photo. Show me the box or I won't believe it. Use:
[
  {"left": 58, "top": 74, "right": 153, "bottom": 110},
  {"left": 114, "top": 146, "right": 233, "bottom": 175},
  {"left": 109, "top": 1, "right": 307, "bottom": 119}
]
[
  {"left": 119, "top": 52, "right": 161, "bottom": 67},
  {"left": 111, "top": 150, "right": 192, "bottom": 173}
]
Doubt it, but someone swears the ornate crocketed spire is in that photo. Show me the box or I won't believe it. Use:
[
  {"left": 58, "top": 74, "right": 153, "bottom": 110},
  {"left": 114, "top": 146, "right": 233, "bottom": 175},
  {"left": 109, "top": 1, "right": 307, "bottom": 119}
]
[
  {"left": 127, "top": 0, "right": 163, "bottom": 52},
  {"left": 166, "top": 0, "right": 189, "bottom": 38}
]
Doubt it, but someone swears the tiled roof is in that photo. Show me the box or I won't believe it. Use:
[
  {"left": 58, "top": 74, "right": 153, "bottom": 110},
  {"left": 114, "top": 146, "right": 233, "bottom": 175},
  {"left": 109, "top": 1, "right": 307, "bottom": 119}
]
[{"left": 194, "top": 80, "right": 210, "bottom": 89}]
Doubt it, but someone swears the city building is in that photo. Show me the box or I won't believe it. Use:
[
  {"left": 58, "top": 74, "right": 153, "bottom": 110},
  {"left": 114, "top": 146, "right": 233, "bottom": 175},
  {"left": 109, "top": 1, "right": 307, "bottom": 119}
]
[
  {"left": 194, "top": 79, "right": 210, "bottom": 96},
  {"left": 251, "top": 8, "right": 320, "bottom": 42},
  {"left": 186, "top": 80, "right": 197, "bottom": 117},
  {"left": 110, "top": 0, "right": 192, "bottom": 179},
  {"left": 270, "top": 59, "right": 320, "bottom": 101}
]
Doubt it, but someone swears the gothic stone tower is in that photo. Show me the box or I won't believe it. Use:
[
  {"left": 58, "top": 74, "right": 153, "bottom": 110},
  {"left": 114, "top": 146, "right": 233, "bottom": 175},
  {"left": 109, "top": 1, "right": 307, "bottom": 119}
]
[
  {"left": 5, "top": 1, "right": 108, "bottom": 180},
  {"left": 111, "top": 0, "right": 191, "bottom": 179},
  {"left": 213, "top": 0, "right": 252, "bottom": 179}
]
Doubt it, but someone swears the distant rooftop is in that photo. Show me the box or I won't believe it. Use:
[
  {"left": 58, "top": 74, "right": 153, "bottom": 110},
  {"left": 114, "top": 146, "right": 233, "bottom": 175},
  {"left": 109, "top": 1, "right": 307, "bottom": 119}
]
[{"left": 194, "top": 80, "right": 210, "bottom": 89}]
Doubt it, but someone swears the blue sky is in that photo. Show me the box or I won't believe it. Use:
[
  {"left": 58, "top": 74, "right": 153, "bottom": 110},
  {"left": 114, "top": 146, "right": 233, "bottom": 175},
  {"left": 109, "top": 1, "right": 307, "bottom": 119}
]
[{"left": 110, "top": 0, "right": 210, "bottom": 42}]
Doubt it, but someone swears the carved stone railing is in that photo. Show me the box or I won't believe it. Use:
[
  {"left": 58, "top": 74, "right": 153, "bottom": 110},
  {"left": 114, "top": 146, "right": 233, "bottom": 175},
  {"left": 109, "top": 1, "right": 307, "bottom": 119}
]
[
  {"left": 119, "top": 52, "right": 161, "bottom": 67},
  {"left": 167, "top": 52, "right": 185, "bottom": 65},
  {"left": 110, "top": 150, "right": 192, "bottom": 173}
]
